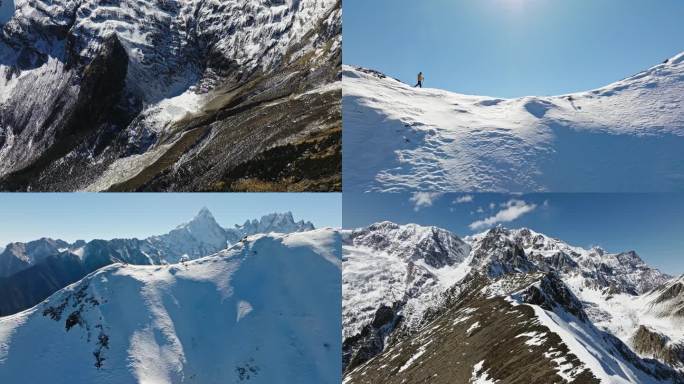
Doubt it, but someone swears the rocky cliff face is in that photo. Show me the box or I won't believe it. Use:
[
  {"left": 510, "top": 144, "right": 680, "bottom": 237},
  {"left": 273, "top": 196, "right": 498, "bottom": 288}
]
[
  {"left": 342, "top": 222, "right": 684, "bottom": 383},
  {"left": 0, "top": 238, "right": 69, "bottom": 277},
  {"left": 0, "top": 0, "right": 341, "bottom": 191}
]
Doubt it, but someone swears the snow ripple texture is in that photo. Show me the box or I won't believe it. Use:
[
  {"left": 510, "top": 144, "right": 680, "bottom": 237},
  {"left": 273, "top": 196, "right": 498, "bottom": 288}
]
[{"left": 343, "top": 52, "right": 684, "bottom": 192}]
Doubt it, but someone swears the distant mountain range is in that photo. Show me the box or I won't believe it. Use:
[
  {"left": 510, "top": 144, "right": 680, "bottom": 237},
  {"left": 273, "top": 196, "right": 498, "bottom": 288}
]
[
  {"left": 0, "top": 209, "right": 314, "bottom": 316},
  {"left": 343, "top": 222, "right": 684, "bottom": 383}
]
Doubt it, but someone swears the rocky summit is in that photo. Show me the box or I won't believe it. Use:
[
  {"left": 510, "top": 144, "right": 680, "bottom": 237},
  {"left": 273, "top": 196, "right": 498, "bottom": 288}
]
[
  {"left": 342, "top": 223, "right": 684, "bottom": 383},
  {"left": 0, "top": 208, "right": 315, "bottom": 316}
]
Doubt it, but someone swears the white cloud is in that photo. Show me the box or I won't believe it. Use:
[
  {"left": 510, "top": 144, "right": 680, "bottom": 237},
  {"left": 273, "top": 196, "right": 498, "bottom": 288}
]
[
  {"left": 469, "top": 199, "right": 537, "bottom": 230},
  {"left": 454, "top": 195, "right": 474, "bottom": 204},
  {"left": 410, "top": 192, "right": 443, "bottom": 211},
  {"left": 489, "top": 202, "right": 496, "bottom": 210}
]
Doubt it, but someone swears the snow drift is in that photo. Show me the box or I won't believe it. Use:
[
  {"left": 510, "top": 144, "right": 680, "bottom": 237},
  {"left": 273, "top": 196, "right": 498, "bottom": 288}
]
[{"left": 343, "top": 52, "right": 684, "bottom": 192}]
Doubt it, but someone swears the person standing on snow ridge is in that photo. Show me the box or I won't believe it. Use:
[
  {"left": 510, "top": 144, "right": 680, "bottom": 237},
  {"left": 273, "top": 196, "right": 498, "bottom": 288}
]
[{"left": 415, "top": 72, "right": 424, "bottom": 88}]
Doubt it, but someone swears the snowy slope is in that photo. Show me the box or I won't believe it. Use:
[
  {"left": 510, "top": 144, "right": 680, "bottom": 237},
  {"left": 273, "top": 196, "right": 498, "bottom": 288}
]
[
  {"left": 342, "top": 222, "right": 471, "bottom": 338},
  {"left": 0, "top": 209, "right": 317, "bottom": 316},
  {"left": 0, "top": 0, "right": 341, "bottom": 191},
  {"left": 343, "top": 52, "right": 684, "bottom": 192},
  {"left": 0, "top": 208, "right": 315, "bottom": 275},
  {"left": 0, "top": 229, "right": 342, "bottom": 383},
  {"left": 1, "top": 0, "right": 336, "bottom": 104},
  {"left": 342, "top": 222, "right": 683, "bottom": 382},
  {"left": 148, "top": 210, "right": 316, "bottom": 263}
]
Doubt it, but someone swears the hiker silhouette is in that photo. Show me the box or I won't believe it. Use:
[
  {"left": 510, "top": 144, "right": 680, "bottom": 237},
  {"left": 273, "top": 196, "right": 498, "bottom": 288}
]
[{"left": 415, "top": 72, "right": 424, "bottom": 88}]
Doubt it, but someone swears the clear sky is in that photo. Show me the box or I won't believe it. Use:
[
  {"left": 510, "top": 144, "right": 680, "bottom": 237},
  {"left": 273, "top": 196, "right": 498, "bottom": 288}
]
[
  {"left": 0, "top": 0, "right": 14, "bottom": 24},
  {"left": 344, "top": 193, "right": 684, "bottom": 275},
  {"left": 0, "top": 193, "right": 341, "bottom": 246},
  {"left": 344, "top": 0, "right": 684, "bottom": 98}
]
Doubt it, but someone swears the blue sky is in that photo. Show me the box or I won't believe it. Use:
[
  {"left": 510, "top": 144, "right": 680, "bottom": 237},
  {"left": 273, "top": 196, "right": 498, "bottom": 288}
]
[
  {"left": 0, "top": 193, "right": 341, "bottom": 246},
  {"left": 0, "top": 0, "right": 13, "bottom": 24},
  {"left": 344, "top": 193, "right": 684, "bottom": 275},
  {"left": 344, "top": 0, "right": 684, "bottom": 97}
]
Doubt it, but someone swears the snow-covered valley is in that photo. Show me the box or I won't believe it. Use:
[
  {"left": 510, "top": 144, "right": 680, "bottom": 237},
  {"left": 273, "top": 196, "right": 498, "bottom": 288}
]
[
  {"left": 0, "top": 228, "right": 342, "bottom": 383},
  {"left": 343, "top": 52, "right": 684, "bottom": 192},
  {"left": 342, "top": 222, "right": 684, "bottom": 383}
]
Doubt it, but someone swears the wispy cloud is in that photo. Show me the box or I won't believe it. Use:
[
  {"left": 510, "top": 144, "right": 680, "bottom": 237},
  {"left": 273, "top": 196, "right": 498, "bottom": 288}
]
[
  {"left": 410, "top": 192, "right": 442, "bottom": 211},
  {"left": 454, "top": 195, "right": 474, "bottom": 204},
  {"left": 469, "top": 199, "right": 537, "bottom": 230}
]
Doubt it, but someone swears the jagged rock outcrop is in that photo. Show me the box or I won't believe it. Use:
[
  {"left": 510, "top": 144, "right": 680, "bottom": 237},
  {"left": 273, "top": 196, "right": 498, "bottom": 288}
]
[
  {"left": 343, "top": 303, "right": 403, "bottom": 373},
  {"left": 0, "top": 238, "right": 69, "bottom": 277},
  {"left": 632, "top": 325, "right": 684, "bottom": 367},
  {"left": 0, "top": 0, "right": 341, "bottom": 191},
  {"left": 0, "top": 209, "right": 315, "bottom": 316},
  {"left": 343, "top": 222, "right": 684, "bottom": 383}
]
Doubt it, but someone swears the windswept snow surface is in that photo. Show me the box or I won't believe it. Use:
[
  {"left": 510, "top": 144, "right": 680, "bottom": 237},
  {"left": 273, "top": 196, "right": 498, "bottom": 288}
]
[
  {"left": 523, "top": 299, "right": 663, "bottom": 384},
  {"left": 0, "top": 229, "right": 342, "bottom": 383},
  {"left": 343, "top": 53, "right": 684, "bottom": 192}
]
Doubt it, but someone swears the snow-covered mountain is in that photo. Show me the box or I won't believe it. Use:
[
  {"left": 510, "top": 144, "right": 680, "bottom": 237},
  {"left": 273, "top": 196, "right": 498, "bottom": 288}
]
[
  {"left": 342, "top": 222, "right": 684, "bottom": 383},
  {"left": 146, "top": 207, "right": 237, "bottom": 263},
  {"left": 343, "top": 52, "right": 684, "bottom": 192},
  {"left": 238, "top": 211, "right": 316, "bottom": 236},
  {"left": 343, "top": 222, "right": 471, "bottom": 340},
  {"left": 0, "top": 238, "right": 69, "bottom": 277},
  {"left": 0, "top": 0, "right": 341, "bottom": 191},
  {"left": 0, "top": 229, "right": 341, "bottom": 383},
  {"left": 0, "top": 209, "right": 315, "bottom": 316}
]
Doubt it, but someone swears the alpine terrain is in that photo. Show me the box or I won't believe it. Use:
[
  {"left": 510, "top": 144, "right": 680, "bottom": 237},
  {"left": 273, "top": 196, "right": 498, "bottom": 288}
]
[
  {"left": 342, "top": 222, "right": 684, "bottom": 383},
  {"left": 0, "top": 228, "right": 342, "bottom": 383},
  {"left": 0, "top": 0, "right": 341, "bottom": 191},
  {"left": 0, "top": 208, "right": 315, "bottom": 316},
  {"left": 343, "top": 52, "right": 684, "bottom": 192}
]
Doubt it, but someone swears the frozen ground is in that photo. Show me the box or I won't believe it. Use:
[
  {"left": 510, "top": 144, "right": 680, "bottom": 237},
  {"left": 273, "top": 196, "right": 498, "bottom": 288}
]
[{"left": 343, "top": 52, "right": 684, "bottom": 192}]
